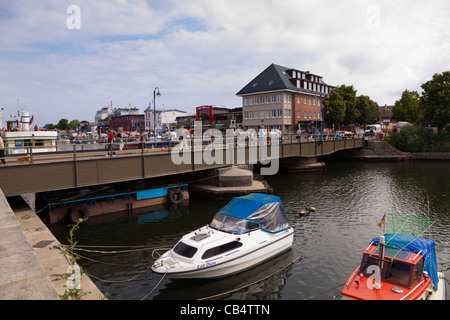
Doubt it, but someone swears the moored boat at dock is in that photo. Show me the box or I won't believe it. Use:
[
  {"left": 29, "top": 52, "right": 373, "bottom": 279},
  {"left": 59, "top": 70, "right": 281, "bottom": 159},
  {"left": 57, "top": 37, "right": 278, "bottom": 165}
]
[
  {"left": 45, "top": 184, "right": 188, "bottom": 224},
  {"left": 3, "top": 107, "right": 58, "bottom": 155},
  {"left": 341, "top": 213, "right": 446, "bottom": 300},
  {"left": 151, "top": 193, "right": 294, "bottom": 279}
]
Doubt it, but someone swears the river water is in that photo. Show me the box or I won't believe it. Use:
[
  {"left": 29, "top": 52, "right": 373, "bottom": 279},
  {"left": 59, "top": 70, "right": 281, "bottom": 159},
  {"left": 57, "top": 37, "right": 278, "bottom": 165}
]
[{"left": 49, "top": 160, "right": 450, "bottom": 300}]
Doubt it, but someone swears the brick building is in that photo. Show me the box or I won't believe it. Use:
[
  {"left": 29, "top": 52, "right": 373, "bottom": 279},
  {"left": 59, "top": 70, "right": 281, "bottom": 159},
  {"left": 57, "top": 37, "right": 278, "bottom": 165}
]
[
  {"left": 236, "top": 63, "right": 334, "bottom": 133},
  {"left": 108, "top": 114, "right": 144, "bottom": 132}
]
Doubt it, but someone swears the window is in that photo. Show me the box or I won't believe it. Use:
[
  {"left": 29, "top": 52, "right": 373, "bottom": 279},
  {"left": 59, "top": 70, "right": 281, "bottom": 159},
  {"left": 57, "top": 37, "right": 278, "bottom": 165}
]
[
  {"left": 304, "top": 97, "right": 307, "bottom": 104},
  {"left": 304, "top": 111, "right": 307, "bottom": 118},
  {"left": 297, "top": 111, "right": 300, "bottom": 118},
  {"left": 201, "top": 241, "right": 243, "bottom": 260},
  {"left": 360, "top": 253, "right": 415, "bottom": 288},
  {"left": 173, "top": 242, "right": 198, "bottom": 258},
  {"left": 266, "top": 110, "right": 270, "bottom": 118}
]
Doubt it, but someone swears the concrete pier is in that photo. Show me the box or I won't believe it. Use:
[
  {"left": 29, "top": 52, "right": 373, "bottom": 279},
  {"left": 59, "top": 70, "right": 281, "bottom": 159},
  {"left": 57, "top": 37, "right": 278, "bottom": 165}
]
[
  {"left": 190, "top": 166, "right": 272, "bottom": 200},
  {"left": 0, "top": 189, "right": 104, "bottom": 300}
]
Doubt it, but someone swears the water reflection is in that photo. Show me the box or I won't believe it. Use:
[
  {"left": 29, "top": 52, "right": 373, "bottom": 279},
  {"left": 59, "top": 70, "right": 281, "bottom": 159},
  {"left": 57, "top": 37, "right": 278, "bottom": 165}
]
[{"left": 154, "top": 249, "right": 299, "bottom": 300}]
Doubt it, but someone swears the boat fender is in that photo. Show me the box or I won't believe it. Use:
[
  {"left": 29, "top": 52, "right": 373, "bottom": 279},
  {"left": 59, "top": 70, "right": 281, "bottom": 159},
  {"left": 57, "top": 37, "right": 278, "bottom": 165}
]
[
  {"left": 167, "top": 189, "right": 184, "bottom": 204},
  {"left": 306, "top": 207, "right": 316, "bottom": 212},
  {"left": 299, "top": 210, "right": 307, "bottom": 215},
  {"left": 69, "top": 205, "right": 89, "bottom": 223}
]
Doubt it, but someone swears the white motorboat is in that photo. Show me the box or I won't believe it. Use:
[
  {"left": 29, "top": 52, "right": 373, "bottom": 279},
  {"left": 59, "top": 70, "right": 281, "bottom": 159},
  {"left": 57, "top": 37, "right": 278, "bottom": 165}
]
[{"left": 151, "top": 193, "right": 294, "bottom": 279}]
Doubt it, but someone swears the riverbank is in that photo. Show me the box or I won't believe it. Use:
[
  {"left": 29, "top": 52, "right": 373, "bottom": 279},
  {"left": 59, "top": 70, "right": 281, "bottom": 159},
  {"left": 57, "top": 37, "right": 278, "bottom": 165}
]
[
  {"left": 0, "top": 189, "right": 104, "bottom": 300},
  {"left": 349, "top": 140, "right": 450, "bottom": 161}
]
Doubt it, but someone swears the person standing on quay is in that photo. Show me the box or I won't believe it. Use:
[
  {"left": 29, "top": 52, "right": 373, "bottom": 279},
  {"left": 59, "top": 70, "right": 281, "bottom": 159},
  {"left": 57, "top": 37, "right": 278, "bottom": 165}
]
[
  {"left": 107, "top": 130, "right": 115, "bottom": 156},
  {"left": 0, "top": 134, "right": 6, "bottom": 165}
]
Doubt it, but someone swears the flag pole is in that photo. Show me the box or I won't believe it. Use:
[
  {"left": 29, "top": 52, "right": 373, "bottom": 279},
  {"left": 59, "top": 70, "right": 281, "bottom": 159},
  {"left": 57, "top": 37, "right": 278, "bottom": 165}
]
[{"left": 375, "top": 214, "right": 386, "bottom": 290}]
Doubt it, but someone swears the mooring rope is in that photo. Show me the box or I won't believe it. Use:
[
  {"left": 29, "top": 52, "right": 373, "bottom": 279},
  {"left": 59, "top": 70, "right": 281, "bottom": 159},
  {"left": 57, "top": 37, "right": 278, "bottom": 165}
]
[
  {"left": 88, "top": 264, "right": 154, "bottom": 284},
  {"left": 141, "top": 270, "right": 168, "bottom": 300},
  {"left": 303, "top": 282, "right": 345, "bottom": 300},
  {"left": 60, "top": 243, "right": 172, "bottom": 255}
]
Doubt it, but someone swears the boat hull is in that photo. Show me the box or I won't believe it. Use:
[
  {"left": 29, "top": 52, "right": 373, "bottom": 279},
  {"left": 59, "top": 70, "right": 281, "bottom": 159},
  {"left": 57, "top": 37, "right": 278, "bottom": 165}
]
[
  {"left": 153, "top": 229, "right": 294, "bottom": 280},
  {"left": 342, "top": 272, "right": 446, "bottom": 300}
]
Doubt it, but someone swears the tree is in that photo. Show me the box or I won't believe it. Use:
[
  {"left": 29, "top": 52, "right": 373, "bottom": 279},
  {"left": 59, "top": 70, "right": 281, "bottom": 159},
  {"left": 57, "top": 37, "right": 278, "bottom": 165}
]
[
  {"left": 322, "top": 88, "right": 346, "bottom": 127},
  {"left": 57, "top": 118, "right": 69, "bottom": 130},
  {"left": 68, "top": 119, "right": 80, "bottom": 130},
  {"left": 338, "top": 85, "right": 358, "bottom": 125},
  {"left": 355, "top": 95, "right": 381, "bottom": 125},
  {"left": 392, "top": 90, "right": 421, "bottom": 123},
  {"left": 420, "top": 71, "right": 450, "bottom": 130}
]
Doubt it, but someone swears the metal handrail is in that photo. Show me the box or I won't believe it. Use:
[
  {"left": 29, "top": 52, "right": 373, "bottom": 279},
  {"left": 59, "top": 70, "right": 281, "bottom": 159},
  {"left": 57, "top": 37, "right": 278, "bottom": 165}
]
[{"left": 0, "top": 137, "right": 365, "bottom": 165}]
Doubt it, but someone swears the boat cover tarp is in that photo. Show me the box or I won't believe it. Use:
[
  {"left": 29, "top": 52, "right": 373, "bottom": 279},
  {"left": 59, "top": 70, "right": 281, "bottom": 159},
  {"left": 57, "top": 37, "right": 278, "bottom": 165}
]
[
  {"left": 217, "top": 193, "right": 291, "bottom": 234},
  {"left": 372, "top": 233, "right": 439, "bottom": 290}
]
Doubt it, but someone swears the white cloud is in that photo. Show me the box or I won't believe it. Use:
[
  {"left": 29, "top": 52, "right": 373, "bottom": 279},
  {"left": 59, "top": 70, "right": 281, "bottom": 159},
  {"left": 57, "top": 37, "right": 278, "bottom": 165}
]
[{"left": 0, "top": 0, "right": 448, "bottom": 126}]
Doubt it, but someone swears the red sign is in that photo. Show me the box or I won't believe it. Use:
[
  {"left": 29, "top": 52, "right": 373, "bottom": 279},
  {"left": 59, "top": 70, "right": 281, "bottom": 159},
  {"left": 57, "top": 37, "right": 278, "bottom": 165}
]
[{"left": 196, "top": 105, "right": 214, "bottom": 123}]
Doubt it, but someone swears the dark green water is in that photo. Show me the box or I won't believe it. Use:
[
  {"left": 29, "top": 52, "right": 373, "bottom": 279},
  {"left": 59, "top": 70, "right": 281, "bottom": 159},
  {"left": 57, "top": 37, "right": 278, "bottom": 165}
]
[{"left": 49, "top": 161, "right": 450, "bottom": 300}]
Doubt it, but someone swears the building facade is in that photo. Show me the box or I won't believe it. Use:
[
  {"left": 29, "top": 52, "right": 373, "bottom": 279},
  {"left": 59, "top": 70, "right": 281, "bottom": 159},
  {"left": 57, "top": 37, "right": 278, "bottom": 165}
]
[
  {"left": 144, "top": 108, "right": 187, "bottom": 133},
  {"left": 195, "top": 105, "right": 243, "bottom": 129},
  {"left": 95, "top": 106, "right": 116, "bottom": 122},
  {"left": 108, "top": 114, "right": 144, "bottom": 132},
  {"left": 236, "top": 64, "right": 334, "bottom": 134}
]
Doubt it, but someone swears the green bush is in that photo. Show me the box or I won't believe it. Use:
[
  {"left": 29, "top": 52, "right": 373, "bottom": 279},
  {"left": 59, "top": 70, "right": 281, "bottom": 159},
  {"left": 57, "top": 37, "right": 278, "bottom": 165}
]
[{"left": 387, "top": 126, "right": 450, "bottom": 152}]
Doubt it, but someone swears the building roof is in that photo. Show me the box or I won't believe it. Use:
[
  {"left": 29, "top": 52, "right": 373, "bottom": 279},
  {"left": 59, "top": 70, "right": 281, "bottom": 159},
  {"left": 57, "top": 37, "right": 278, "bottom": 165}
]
[{"left": 236, "top": 63, "right": 333, "bottom": 96}]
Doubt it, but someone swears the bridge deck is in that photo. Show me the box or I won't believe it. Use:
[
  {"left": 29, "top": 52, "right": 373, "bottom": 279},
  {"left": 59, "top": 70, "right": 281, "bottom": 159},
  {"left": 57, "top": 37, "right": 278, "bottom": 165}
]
[{"left": 0, "top": 139, "right": 363, "bottom": 196}]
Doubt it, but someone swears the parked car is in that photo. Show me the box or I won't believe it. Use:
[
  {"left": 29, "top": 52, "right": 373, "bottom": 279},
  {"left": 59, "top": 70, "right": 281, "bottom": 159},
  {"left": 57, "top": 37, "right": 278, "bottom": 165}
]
[{"left": 365, "top": 124, "right": 382, "bottom": 137}]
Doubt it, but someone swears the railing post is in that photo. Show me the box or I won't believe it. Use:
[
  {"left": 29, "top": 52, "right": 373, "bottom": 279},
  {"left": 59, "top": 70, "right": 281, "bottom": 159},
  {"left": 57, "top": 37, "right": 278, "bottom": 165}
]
[{"left": 28, "top": 147, "right": 33, "bottom": 164}]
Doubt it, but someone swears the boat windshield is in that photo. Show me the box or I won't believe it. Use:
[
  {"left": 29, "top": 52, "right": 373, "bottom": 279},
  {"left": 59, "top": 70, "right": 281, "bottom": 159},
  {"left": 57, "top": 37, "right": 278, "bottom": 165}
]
[
  {"left": 209, "top": 213, "right": 260, "bottom": 234},
  {"left": 360, "top": 253, "right": 423, "bottom": 288}
]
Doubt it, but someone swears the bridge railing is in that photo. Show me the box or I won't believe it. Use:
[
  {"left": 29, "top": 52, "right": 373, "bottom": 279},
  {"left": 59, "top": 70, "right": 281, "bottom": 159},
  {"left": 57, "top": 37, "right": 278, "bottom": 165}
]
[{"left": 0, "top": 135, "right": 365, "bottom": 165}]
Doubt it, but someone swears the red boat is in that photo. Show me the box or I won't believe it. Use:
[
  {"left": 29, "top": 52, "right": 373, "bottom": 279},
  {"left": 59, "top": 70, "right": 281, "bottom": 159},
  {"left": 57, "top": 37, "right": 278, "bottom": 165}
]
[{"left": 341, "top": 214, "right": 446, "bottom": 300}]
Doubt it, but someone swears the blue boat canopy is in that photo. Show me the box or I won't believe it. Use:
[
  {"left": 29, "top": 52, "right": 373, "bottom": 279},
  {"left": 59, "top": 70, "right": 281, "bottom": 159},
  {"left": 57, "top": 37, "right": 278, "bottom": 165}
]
[
  {"left": 372, "top": 233, "right": 439, "bottom": 290},
  {"left": 214, "top": 193, "right": 291, "bottom": 234}
]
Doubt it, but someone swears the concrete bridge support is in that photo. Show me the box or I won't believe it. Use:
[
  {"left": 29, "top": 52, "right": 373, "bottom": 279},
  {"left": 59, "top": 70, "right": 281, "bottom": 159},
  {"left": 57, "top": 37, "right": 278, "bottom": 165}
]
[{"left": 279, "top": 157, "right": 326, "bottom": 172}]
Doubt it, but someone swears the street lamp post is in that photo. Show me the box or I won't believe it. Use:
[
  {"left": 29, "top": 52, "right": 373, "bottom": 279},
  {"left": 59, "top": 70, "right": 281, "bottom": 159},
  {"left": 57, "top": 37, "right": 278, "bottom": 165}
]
[
  {"left": 153, "top": 87, "right": 161, "bottom": 134},
  {"left": 0, "top": 108, "right": 3, "bottom": 129}
]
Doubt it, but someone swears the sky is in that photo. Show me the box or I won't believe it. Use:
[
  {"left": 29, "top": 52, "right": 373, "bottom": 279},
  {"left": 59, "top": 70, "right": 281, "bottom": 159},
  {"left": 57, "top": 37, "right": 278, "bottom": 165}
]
[{"left": 0, "top": 0, "right": 449, "bottom": 127}]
